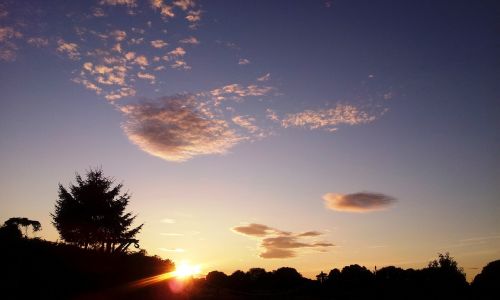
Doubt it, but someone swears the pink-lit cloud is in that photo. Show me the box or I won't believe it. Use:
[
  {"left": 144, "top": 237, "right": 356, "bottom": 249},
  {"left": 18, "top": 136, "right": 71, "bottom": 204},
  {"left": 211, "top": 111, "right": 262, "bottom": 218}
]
[
  {"left": 120, "top": 94, "right": 243, "bottom": 162},
  {"left": 232, "top": 223, "right": 333, "bottom": 259},
  {"left": 179, "top": 36, "right": 199, "bottom": 45},
  {"left": 281, "top": 104, "right": 378, "bottom": 131}
]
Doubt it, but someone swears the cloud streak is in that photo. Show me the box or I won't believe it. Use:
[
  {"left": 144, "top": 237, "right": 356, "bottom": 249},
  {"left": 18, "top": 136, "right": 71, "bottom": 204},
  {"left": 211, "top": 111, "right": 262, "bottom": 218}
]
[
  {"left": 323, "top": 192, "right": 397, "bottom": 213},
  {"left": 232, "top": 223, "right": 333, "bottom": 258}
]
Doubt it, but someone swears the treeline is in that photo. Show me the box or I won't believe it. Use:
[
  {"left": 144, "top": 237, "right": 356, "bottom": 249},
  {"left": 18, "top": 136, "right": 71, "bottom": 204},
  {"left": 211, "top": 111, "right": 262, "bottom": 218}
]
[{"left": 194, "top": 259, "right": 499, "bottom": 300}]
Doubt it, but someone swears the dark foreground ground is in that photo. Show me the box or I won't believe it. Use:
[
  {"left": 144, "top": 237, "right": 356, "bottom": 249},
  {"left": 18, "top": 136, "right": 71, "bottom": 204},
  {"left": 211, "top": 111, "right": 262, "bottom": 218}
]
[{"left": 0, "top": 236, "right": 498, "bottom": 299}]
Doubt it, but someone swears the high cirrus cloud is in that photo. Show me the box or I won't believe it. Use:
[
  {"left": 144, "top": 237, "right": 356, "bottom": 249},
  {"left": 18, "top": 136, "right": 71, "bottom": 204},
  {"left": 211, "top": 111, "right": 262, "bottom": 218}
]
[
  {"left": 232, "top": 223, "right": 334, "bottom": 259},
  {"left": 119, "top": 94, "right": 243, "bottom": 162},
  {"left": 323, "top": 192, "right": 397, "bottom": 213}
]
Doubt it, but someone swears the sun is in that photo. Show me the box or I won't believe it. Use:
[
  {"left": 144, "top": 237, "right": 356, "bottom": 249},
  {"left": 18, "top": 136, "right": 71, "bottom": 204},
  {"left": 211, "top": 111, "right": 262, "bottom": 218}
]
[{"left": 173, "top": 261, "right": 201, "bottom": 278}]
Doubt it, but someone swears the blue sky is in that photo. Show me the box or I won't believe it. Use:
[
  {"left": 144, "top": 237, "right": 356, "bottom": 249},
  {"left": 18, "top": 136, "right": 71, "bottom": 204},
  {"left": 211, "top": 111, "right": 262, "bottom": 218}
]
[{"left": 0, "top": 0, "right": 499, "bottom": 280}]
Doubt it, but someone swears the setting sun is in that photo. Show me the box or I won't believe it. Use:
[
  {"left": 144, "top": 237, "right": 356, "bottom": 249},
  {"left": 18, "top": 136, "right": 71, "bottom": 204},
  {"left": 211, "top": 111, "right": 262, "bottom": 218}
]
[{"left": 173, "top": 261, "right": 201, "bottom": 279}]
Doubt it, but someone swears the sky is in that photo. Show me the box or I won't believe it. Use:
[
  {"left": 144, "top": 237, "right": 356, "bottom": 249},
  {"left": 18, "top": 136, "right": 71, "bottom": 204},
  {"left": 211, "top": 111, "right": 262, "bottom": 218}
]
[{"left": 0, "top": 0, "right": 499, "bottom": 281}]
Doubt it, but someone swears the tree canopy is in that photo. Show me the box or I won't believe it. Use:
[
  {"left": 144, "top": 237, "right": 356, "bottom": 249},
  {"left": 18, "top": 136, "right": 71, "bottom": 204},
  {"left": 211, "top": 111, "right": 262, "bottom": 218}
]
[
  {"left": 51, "top": 168, "right": 143, "bottom": 253},
  {"left": 3, "top": 217, "right": 41, "bottom": 238}
]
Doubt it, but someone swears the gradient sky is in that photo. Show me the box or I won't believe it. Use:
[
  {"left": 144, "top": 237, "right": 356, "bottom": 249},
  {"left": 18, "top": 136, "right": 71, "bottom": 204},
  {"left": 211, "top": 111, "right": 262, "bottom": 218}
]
[{"left": 1, "top": 0, "right": 499, "bottom": 280}]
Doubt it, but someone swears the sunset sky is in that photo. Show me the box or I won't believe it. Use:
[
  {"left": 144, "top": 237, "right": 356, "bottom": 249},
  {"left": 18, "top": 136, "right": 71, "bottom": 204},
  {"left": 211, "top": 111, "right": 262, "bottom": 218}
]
[{"left": 1, "top": 0, "right": 499, "bottom": 280}]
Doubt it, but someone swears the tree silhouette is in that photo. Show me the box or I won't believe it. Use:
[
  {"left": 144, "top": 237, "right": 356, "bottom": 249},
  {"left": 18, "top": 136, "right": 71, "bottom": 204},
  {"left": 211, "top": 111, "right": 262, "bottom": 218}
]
[
  {"left": 4, "top": 217, "right": 41, "bottom": 238},
  {"left": 51, "top": 168, "right": 143, "bottom": 253},
  {"left": 316, "top": 271, "right": 327, "bottom": 284},
  {"left": 472, "top": 260, "right": 500, "bottom": 299},
  {"left": 422, "top": 252, "right": 468, "bottom": 298}
]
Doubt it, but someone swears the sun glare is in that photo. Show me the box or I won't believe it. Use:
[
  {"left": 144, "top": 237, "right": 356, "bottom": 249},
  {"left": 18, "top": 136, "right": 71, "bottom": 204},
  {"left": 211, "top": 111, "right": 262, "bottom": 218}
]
[{"left": 174, "top": 261, "right": 201, "bottom": 278}]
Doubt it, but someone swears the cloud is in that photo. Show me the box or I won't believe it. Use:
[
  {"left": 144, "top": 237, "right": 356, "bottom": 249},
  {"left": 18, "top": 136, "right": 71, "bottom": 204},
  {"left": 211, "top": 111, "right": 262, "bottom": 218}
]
[
  {"left": 186, "top": 10, "right": 202, "bottom": 27},
  {"left": 134, "top": 55, "right": 149, "bottom": 66},
  {"left": 56, "top": 39, "right": 80, "bottom": 60},
  {"left": 281, "top": 104, "right": 377, "bottom": 131},
  {"left": 298, "top": 231, "right": 322, "bottom": 237},
  {"left": 137, "top": 71, "right": 156, "bottom": 83},
  {"left": 173, "top": 0, "right": 196, "bottom": 11},
  {"left": 27, "top": 37, "right": 49, "bottom": 48},
  {"left": 238, "top": 58, "right": 250, "bottom": 65},
  {"left": 160, "top": 233, "right": 184, "bottom": 236},
  {"left": 100, "top": 0, "right": 137, "bottom": 7},
  {"left": 72, "top": 77, "right": 103, "bottom": 94},
  {"left": 160, "top": 6, "right": 175, "bottom": 18},
  {"left": 232, "top": 223, "right": 333, "bottom": 259},
  {"left": 151, "top": 0, "right": 175, "bottom": 18},
  {"left": 0, "top": 26, "right": 22, "bottom": 61},
  {"left": 105, "top": 87, "right": 136, "bottom": 101},
  {"left": 232, "top": 115, "right": 259, "bottom": 133},
  {"left": 210, "top": 84, "right": 273, "bottom": 103},
  {"left": 92, "top": 7, "right": 106, "bottom": 17},
  {"left": 171, "top": 59, "right": 191, "bottom": 70},
  {"left": 179, "top": 36, "right": 199, "bottom": 45},
  {"left": 151, "top": 39, "right": 168, "bottom": 48},
  {"left": 232, "top": 223, "right": 285, "bottom": 237},
  {"left": 257, "top": 73, "right": 271, "bottom": 82},
  {"left": 161, "top": 218, "right": 176, "bottom": 224},
  {"left": 168, "top": 47, "right": 186, "bottom": 57},
  {"left": 111, "top": 30, "right": 127, "bottom": 42},
  {"left": 120, "top": 94, "right": 243, "bottom": 162},
  {"left": 323, "top": 192, "right": 397, "bottom": 213},
  {"left": 159, "top": 247, "right": 185, "bottom": 252},
  {"left": 266, "top": 108, "right": 280, "bottom": 122}
]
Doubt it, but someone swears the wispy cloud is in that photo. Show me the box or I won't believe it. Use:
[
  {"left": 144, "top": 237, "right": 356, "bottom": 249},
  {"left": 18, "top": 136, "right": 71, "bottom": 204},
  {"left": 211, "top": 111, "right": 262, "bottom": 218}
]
[
  {"left": 111, "top": 30, "right": 127, "bottom": 42},
  {"left": 160, "top": 232, "right": 184, "bottom": 236},
  {"left": 232, "top": 115, "right": 259, "bottom": 133},
  {"left": 323, "top": 192, "right": 397, "bottom": 213},
  {"left": 186, "top": 10, "right": 202, "bottom": 28},
  {"left": 100, "top": 0, "right": 137, "bottom": 7},
  {"left": 134, "top": 55, "right": 149, "bottom": 66},
  {"left": 179, "top": 36, "right": 199, "bottom": 45},
  {"left": 161, "top": 218, "right": 176, "bottom": 224},
  {"left": 210, "top": 84, "right": 273, "bottom": 103},
  {"left": 56, "top": 39, "right": 80, "bottom": 60},
  {"left": 281, "top": 104, "right": 378, "bottom": 131},
  {"left": 165, "top": 47, "right": 186, "bottom": 59},
  {"left": 232, "top": 223, "right": 333, "bottom": 259},
  {"left": 27, "top": 37, "right": 49, "bottom": 48},
  {"left": 151, "top": 0, "right": 175, "bottom": 18},
  {"left": 238, "top": 58, "right": 250, "bottom": 65},
  {"left": 120, "top": 94, "right": 243, "bottom": 162},
  {"left": 92, "top": 7, "right": 106, "bottom": 17},
  {"left": 0, "top": 26, "right": 22, "bottom": 61},
  {"left": 151, "top": 39, "right": 168, "bottom": 48},
  {"left": 159, "top": 247, "right": 185, "bottom": 252},
  {"left": 173, "top": 0, "right": 196, "bottom": 11},
  {"left": 171, "top": 59, "right": 191, "bottom": 70},
  {"left": 137, "top": 71, "right": 156, "bottom": 83},
  {"left": 257, "top": 73, "right": 271, "bottom": 82}
]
